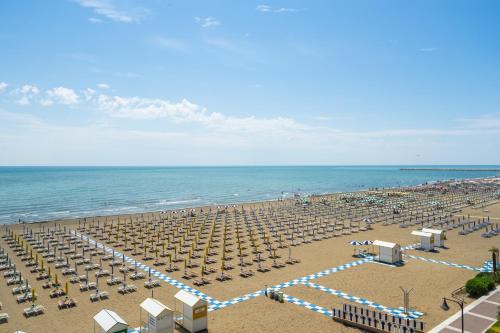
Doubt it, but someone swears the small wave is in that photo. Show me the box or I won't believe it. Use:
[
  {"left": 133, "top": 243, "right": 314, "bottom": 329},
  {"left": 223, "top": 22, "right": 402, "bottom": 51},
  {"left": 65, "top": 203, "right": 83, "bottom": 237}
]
[
  {"left": 156, "top": 199, "right": 201, "bottom": 206},
  {"left": 102, "top": 206, "right": 138, "bottom": 212},
  {"left": 47, "top": 211, "right": 70, "bottom": 215}
]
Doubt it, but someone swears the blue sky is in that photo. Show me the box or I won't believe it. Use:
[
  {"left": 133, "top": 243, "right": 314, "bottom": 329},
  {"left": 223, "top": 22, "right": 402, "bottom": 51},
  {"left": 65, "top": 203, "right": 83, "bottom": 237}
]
[{"left": 0, "top": 0, "right": 499, "bottom": 165}]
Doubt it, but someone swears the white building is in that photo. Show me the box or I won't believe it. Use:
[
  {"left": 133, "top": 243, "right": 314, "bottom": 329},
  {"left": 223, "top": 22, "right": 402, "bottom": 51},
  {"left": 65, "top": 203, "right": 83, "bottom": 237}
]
[
  {"left": 174, "top": 290, "right": 208, "bottom": 333},
  {"left": 373, "top": 240, "right": 402, "bottom": 264},
  {"left": 93, "top": 309, "right": 128, "bottom": 333},
  {"left": 422, "top": 228, "right": 446, "bottom": 247},
  {"left": 140, "top": 298, "right": 174, "bottom": 333},
  {"left": 411, "top": 230, "right": 434, "bottom": 251}
]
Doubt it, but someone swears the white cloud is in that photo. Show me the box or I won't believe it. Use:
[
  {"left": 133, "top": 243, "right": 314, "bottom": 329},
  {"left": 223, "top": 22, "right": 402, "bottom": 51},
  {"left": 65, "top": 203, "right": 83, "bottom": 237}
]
[
  {"left": 420, "top": 47, "right": 437, "bottom": 52},
  {"left": 149, "top": 36, "right": 187, "bottom": 51},
  {"left": 17, "top": 96, "right": 31, "bottom": 105},
  {"left": 19, "top": 84, "right": 40, "bottom": 95},
  {"left": 195, "top": 16, "right": 220, "bottom": 28},
  {"left": 95, "top": 94, "right": 308, "bottom": 135},
  {"left": 83, "top": 88, "right": 96, "bottom": 101},
  {"left": 44, "top": 87, "right": 79, "bottom": 105},
  {"left": 0, "top": 82, "right": 7, "bottom": 92},
  {"left": 12, "top": 84, "right": 39, "bottom": 105},
  {"left": 97, "top": 83, "right": 110, "bottom": 89},
  {"left": 40, "top": 99, "right": 53, "bottom": 106},
  {"left": 74, "top": 0, "right": 149, "bottom": 23},
  {"left": 256, "top": 5, "right": 298, "bottom": 13},
  {"left": 89, "top": 17, "right": 102, "bottom": 23}
]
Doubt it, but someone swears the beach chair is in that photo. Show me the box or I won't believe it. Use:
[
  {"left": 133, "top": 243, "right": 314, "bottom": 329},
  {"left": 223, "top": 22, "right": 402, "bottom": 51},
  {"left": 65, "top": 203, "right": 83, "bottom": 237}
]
[
  {"left": 239, "top": 269, "right": 254, "bottom": 278},
  {"left": 99, "top": 291, "right": 109, "bottom": 300},
  {"left": 34, "top": 305, "right": 45, "bottom": 316},
  {"left": 256, "top": 264, "right": 270, "bottom": 272},
  {"left": 181, "top": 271, "right": 197, "bottom": 279},
  {"left": 23, "top": 307, "right": 35, "bottom": 317},
  {"left": 0, "top": 313, "right": 8, "bottom": 323},
  {"left": 126, "top": 284, "right": 137, "bottom": 293},
  {"left": 215, "top": 272, "right": 232, "bottom": 281},
  {"left": 165, "top": 265, "right": 179, "bottom": 273},
  {"left": 193, "top": 277, "right": 211, "bottom": 286}
]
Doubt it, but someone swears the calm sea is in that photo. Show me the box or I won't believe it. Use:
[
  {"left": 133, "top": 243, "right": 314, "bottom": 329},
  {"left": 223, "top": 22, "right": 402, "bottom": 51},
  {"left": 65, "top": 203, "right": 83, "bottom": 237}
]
[{"left": 0, "top": 166, "right": 498, "bottom": 224}]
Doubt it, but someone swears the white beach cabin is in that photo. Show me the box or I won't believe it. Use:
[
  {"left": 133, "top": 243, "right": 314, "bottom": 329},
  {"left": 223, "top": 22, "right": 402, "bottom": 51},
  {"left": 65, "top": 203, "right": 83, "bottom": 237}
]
[
  {"left": 174, "top": 290, "right": 208, "bottom": 333},
  {"left": 140, "top": 298, "right": 174, "bottom": 333},
  {"left": 422, "top": 228, "right": 446, "bottom": 247},
  {"left": 93, "top": 309, "right": 128, "bottom": 333},
  {"left": 373, "top": 240, "right": 402, "bottom": 264},
  {"left": 411, "top": 230, "right": 434, "bottom": 251}
]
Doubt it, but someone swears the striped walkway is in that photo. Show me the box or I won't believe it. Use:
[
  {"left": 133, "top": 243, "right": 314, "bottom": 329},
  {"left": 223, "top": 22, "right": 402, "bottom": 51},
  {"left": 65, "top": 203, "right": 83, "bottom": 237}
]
[
  {"left": 71, "top": 229, "right": 489, "bottom": 322},
  {"left": 302, "top": 282, "right": 424, "bottom": 318},
  {"left": 404, "top": 254, "right": 485, "bottom": 272}
]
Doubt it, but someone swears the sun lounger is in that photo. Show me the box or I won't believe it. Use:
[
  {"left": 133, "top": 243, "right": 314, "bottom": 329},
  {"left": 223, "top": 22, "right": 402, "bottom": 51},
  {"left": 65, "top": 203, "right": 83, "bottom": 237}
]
[
  {"left": 202, "top": 267, "right": 217, "bottom": 275},
  {"left": 272, "top": 261, "right": 286, "bottom": 268},
  {"left": 89, "top": 293, "right": 99, "bottom": 302},
  {"left": 117, "top": 284, "right": 137, "bottom": 294},
  {"left": 130, "top": 272, "right": 145, "bottom": 280},
  {"left": 165, "top": 265, "right": 179, "bottom": 272},
  {"left": 17, "top": 293, "right": 35, "bottom": 303},
  {"left": 95, "top": 270, "right": 110, "bottom": 277},
  {"left": 144, "top": 280, "right": 161, "bottom": 288},
  {"left": 23, "top": 306, "right": 38, "bottom": 317},
  {"left": 49, "top": 289, "right": 66, "bottom": 298},
  {"left": 0, "top": 313, "right": 8, "bottom": 323},
  {"left": 257, "top": 265, "right": 270, "bottom": 272},
  {"left": 285, "top": 257, "right": 301, "bottom": 264},
  {"left": 193, "top": 277, "right": 211, "bottom": 286},
  {"left": 182, "top": 271, "right": 198, "bottom": 279},
  {"left": 58, "top": 298, "right": 77, "bottom": 309},
  {"left": 12, "top": 285, "right": 31, "bottom": 295},
  {"left": 215, "top": 272, "right": 232, "bottom": 281},
  {"left": 99, "top": 291, "right": 109, "bottom": 299},
  {"left": 106, "top": 277, "right": 123, "bottom": 285},
  {"left": 239, "top": 269, "right": 254, "bottom": 278}
]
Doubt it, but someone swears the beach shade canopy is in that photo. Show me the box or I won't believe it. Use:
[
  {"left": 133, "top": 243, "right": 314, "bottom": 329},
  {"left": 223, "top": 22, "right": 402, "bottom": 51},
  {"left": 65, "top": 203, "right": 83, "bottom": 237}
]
[
  {"left": 361, "top": 240, "right": 373, "bottom": 245},
  {"left": 348, "top": 241, "right": 362, "bottom": 246},
  {"left": 93, "top": 309, "right": 128, "bottom": 333}
]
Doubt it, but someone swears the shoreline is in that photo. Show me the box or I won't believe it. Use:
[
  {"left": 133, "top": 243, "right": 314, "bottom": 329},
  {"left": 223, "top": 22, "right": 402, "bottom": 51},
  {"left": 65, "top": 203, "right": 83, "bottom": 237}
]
[
  {"left": 4, "top": 175, "right": 496, "bottom": 227},
  {"left": 401, "top": 168, "right": 500, "bottom": 171},
  {"left": 1, "top": 177, "right": 499, "bottom": 333}
]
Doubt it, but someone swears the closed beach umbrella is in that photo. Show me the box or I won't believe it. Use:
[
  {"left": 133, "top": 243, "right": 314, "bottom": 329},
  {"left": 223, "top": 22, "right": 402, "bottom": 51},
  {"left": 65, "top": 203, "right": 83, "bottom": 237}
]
[{"left": 348, "top": 240, "right": 360, "bottom": 256}]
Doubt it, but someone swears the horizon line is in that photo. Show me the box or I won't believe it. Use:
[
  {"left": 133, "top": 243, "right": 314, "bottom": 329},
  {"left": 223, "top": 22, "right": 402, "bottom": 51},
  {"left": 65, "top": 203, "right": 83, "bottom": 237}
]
[{"left": 1, "top": 164, "right": 500, "bottom": 168}]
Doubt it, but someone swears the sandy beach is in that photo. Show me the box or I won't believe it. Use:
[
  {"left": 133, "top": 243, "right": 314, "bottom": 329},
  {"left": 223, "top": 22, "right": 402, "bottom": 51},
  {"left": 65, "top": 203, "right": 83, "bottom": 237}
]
[{"left": 1, "top": 178, "right": 499, "bottom": 333}]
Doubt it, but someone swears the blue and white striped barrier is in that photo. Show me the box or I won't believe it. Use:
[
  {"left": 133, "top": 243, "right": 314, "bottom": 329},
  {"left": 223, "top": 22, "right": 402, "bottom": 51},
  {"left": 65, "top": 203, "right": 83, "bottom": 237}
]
[{"left": 302, "top": 282, "right": 423, "bottom": 319}]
